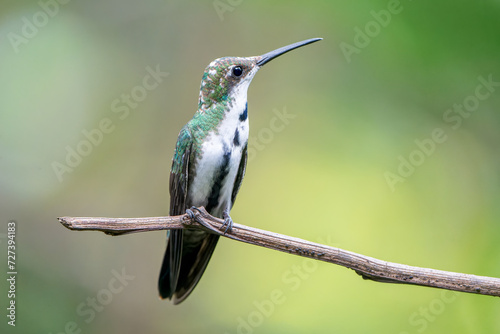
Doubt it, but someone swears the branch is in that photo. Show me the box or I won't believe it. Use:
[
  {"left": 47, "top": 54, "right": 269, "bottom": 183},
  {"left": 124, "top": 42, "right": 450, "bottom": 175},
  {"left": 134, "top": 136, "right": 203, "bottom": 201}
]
[{"left": 58, "top": 207, "right": 500, "bottom": 297}]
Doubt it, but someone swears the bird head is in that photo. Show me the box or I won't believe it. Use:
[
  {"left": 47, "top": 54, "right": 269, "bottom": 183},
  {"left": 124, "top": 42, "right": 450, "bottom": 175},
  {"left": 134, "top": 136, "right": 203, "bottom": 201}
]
[{"left": 197, "top": 38, "right": 322, "bottom": 111}]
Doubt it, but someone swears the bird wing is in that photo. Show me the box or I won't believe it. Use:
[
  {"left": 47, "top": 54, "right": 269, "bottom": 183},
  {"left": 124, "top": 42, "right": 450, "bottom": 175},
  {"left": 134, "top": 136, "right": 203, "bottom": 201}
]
[
  {"left": 174, "top": 146, "right": 247, "bottom": 303},
  {"left": 158, "top": 125, "right": 192, "bottom": 300},
  {"left": 158, "top": 125, "right": 220, "bottom": 304},
  {"left": 169, "top": 125, "right": 193, "bottom": 216}
]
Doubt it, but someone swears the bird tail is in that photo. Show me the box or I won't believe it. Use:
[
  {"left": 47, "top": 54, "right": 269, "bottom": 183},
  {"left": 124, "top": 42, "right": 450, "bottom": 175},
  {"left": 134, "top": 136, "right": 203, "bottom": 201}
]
[{"left": 158, "top": 230, "right": 219, "bottom": 304}]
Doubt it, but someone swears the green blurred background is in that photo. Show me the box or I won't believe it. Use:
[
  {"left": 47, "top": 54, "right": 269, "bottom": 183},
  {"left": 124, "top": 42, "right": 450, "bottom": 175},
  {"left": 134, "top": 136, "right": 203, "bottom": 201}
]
[{"left": 1, "top": 0, "right": 500, "bottom": 333}]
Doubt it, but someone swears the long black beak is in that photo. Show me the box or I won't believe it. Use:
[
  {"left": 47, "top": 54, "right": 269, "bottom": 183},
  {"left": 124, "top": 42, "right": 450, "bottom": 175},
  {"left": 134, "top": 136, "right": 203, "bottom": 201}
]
[{"left": 256, "top": 38, "right": 323, "bottom": 67}]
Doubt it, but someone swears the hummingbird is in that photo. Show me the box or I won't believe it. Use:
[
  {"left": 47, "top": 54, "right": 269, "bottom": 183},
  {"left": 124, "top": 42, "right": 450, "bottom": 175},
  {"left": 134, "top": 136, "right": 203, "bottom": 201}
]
[{"left": 158, "top": 38, "right": 322, "bottom": 304}]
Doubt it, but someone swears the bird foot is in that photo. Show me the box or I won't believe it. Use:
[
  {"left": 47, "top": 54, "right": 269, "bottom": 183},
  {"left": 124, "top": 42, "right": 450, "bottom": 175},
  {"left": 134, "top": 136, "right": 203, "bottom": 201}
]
[
  {"left": 186, "top": 206, "right": 202, "bottom": 220},
  {"left": 221, "top": 209, "right": 233, "bottom": 234},
  {"left": 186, "top": 207, "right": 221, "bottom": 234}
]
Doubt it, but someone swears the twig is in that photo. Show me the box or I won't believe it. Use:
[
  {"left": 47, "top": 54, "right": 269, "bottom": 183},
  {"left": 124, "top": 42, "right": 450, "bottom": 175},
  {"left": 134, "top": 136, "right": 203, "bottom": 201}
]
[{"left": 58, "top": 207, "right": 500, "bottom": 297}]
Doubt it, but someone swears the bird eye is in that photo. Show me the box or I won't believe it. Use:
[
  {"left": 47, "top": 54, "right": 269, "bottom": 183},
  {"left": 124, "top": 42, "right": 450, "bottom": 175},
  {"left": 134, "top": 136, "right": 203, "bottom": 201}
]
[{"left": 232, "top": 66, "right": 243, "bottom": 77}]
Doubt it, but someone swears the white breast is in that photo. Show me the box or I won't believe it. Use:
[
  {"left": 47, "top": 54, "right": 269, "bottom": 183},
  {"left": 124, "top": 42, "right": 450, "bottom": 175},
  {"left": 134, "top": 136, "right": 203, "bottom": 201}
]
[{"left": 189, "top": 100, "right": 249, "bottom": 217}]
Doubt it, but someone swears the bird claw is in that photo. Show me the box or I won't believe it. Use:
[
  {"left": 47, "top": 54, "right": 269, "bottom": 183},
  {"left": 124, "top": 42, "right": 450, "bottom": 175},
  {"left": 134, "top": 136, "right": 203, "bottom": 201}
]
[
  {"left": 185, "top": 209, "right": 195, "bottom": 220},
  {"left": 187, "top": 207, "right": 233, "bottom": 235},
  {"left": 186, "top": 206, "right": 202, "bottom": 220},
  {"left": 221, "top": 218, "right": 233, "bottom": 234},
  {"left": 221, "top": 210, "right": 233, "bottom": 234}
]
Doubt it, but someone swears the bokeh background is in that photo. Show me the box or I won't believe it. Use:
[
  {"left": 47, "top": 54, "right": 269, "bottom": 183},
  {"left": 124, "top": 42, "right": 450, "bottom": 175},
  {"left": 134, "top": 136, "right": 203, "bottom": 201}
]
[{"left": 1, "top": 0, "right": 500, "bottom": 333}]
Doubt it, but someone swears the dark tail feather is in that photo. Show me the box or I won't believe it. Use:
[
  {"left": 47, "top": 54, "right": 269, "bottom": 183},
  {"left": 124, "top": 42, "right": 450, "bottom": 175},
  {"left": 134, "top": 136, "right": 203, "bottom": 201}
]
[
  {"left": 158, "top": 247, "right": 173, "bottom": 299},
  {"left": 158, "top": 230, "right": 219, "bottom": 304},
  {"left": 158, "top": 230, "right": 183, "bottom": 300}
]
